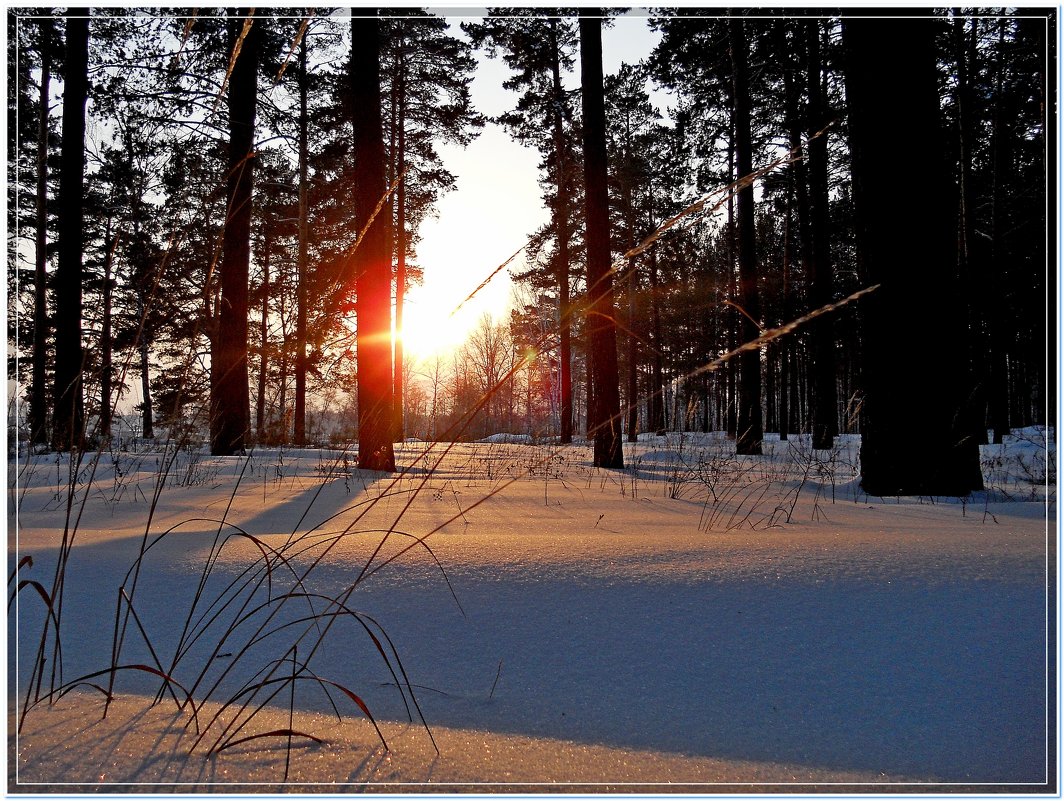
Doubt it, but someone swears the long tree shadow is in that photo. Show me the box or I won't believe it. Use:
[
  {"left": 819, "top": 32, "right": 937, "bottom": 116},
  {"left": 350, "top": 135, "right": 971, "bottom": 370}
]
[{"left": 10, "top": 514, "right": 1049, "bottom": 786}]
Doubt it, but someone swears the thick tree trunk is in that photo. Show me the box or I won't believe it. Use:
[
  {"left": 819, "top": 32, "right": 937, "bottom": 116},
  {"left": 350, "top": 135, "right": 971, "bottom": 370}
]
[
  {"left": 844, "top": 13, "right": 983, "bottom": 495},
  {"left": 30, "top": 17, "right": 52, "bottom": 447},
  {"left": 51, "top": 13, "right": 89, "bottom": 452},
  {"left": 806, "top": 20, "right": 837, "bottom": 451},
  {"left": 294, "top": 34, "right": 309, "bottom": 446},
  {"left": 579, "top": 12, "right": 623, "bottom": 469},
  {"left": 210, "top": 9, "right": 258, "bottom": 456},
  {"left": 351, "top": 9, "right": 396, "bottom": 472},
  {"left": 728, "top": 17, "right": 762, "bottom": 456}
]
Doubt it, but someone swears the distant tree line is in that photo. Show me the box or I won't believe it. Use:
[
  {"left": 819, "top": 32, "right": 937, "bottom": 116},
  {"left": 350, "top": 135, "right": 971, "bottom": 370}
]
[{"left": 7, "top": 7, "right": 1052, "bottom": 494}]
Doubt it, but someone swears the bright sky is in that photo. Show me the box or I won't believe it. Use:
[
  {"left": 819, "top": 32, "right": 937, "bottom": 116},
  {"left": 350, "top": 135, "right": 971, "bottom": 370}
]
[{"left": 401, "top": 12, "right": 664, "bottom": 361}]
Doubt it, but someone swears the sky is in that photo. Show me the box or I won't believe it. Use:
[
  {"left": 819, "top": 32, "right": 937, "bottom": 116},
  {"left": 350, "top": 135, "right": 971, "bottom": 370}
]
[{"left": 400, "top": 12, "right": 665, "bottom": 361}]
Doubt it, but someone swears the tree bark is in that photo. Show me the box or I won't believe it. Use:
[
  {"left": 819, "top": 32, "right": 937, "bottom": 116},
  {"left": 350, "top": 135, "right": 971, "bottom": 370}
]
[
  {"left": 30, "top": 16, "right": 53, "bottom": 447},
  {"left": 549, "top": 19, "right": 574, "bottom": 445},
  {"left": 99, "top": 229, "right": 118, "bottom": 439},
  {"left": 351, "top": 9, "right": 396, "bottom": 472},
  {"left": 256, "top": 243, "right": 269, "bottom": 440},
  {"left": 728, "top": 17, "right": 762, "bottom": 456},
  {"left": 648, "top": 245, "right": 665, "bottom": 432},
  {"left": 51, "top": 12, "right": 89, "bottom": 452},
  {"left": 210, "top": 9, "right": 258, "bottom": 455},
  {"left": 579, "top": 12, "right": 623, "bottom": 469},
  {"left": 806, "top": 19, "right": 837, "bottom": 450},
  {"left": 294, "top": 32, "right": 309, "bottom": 446},
  {"left": 393, "top": 54, "right": 408, "bottom": 442},
  {"left": 844, "top": 13, "right": 983, "bottom": 495}
]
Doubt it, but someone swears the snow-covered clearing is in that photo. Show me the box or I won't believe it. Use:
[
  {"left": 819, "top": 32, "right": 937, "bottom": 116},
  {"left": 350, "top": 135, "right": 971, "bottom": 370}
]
[{"left": 7, "top": 430, "right": 1056, "bottom": 792}]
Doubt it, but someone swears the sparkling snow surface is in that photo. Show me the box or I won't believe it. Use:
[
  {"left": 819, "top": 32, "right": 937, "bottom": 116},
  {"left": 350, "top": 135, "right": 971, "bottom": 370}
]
[{"left": 8, "top": 431, "right": 1055, "bottom": 791}]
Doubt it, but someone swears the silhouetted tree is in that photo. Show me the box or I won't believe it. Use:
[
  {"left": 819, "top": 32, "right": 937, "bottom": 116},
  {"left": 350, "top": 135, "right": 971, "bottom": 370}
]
[
  {"left": 844, "top": 12, "right": 982, "bottom": 495},
  {"left": 51, "top": 12, "right": 89, "bottom": 452},
  {"left": 210, "top": 9, "right": 259, "bottom": 455},
  {"left": 580, "top": 11, "right": 623, "bottom": 469},
  {"left": 350, "top": 9, "right": 396, "bottom": 471}
]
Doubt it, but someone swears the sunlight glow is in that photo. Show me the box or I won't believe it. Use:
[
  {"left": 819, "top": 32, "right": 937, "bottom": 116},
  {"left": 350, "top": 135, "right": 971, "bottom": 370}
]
[{"left": 399, "top": 282, "right": 494, "bottom": 362}]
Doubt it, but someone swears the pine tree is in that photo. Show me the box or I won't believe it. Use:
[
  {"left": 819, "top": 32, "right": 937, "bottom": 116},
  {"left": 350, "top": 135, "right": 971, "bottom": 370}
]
[
  {"left": 844, "top": 12, "right": 983, "bottom": 495},
  {"left": 51, "top": 12, "right": 89, "bottom": 452},
  {"left": 464, "top": 12, "right": 580, "bottom": 443},
  {"left": 210, "top": 9, "right": 259, "bottom": 456},
  {"left": 350, "top": 9, "right": 396, "bottom": 472},
  {"left": 728, "top": 16, "right": 763, "bottom": 456},
  {"left": 579, "top": 11, "right": 624, "bottom": 469}
]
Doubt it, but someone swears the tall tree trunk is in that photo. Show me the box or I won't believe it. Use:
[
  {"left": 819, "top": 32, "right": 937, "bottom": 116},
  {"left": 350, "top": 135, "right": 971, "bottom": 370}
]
[
  {"left": 99, "top": 228, "right": 118, "bottom": 439},
  {"left": 549, "top": 19, "right": 573, "bottom": 445},
  {"left": 952, "top": 16, "right": 990, "bottom": 447},
  {"left": 137, "top": 292, "right": 154, "bottom": 440},
  {"left": 351, "top": 9, "right": 396, "bottom": 472},
  {"left": 30, "top": 16, "right": 53, "bottom": 447},
  {"left": 51, "top": 13, "right": 89, "bottom": 452},
  {"left": 625, "top": 259, "right": 638, "bottom": 442},
  {"left": 210, "top": 9, "right": 258, "bottom": 456},
  {"left": 393, "top": 62, "right": 408, "bottom": 442},
  {"left": 579, "top": 12, "right": 623, "bottom": 469},
  {"left": 256, "top": 243, "right": 269, "bottom": 440},
  {"left": 986, "top": 19, "right": 1012, "bottom": 444},
  {"left": 294, "top": 33, "right": 309, "bottom": 446},
  {"left": 844, "top": 13, "right": 983, "bottom": 495},
  {"left": 779, "top": 181, "right": 793, "bottom": 442},
  {"left": 729, "top": 17, "right": 762, "bottom": 456},
  {"left": 648, "top": 245, "right": 665, "bottom": 432},
  {"left": 806, "top": 19, "right": 837, "bottom": 451}
]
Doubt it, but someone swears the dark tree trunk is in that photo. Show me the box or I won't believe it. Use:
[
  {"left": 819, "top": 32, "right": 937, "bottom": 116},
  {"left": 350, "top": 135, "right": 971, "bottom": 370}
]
[
  {"left": 137, "top": 293, "right": 154, "bottom": 440},
  {"left": 987, "top": 19, "right": 1012, "bottom": 445},
  {"left": 351, "top": 9, "right": 396, "bottom": 472},
  {"left": 210, "top": 9, "right": 258, "bottom": 456},
  {"left": 294, "top": 34, "right": 309, "bottom": 447},
  {"left": 30, "top": 16, "right": 53, "bottom": 447},
  {"left": 806, "top": 20, "right": 837, "bottom": 451},
  {"left": 256, "top": 244, "right": 269, "bottom": 440},
  {"left": 626, "top": 260, "right": 638, "bottom": 442},
  {"left": 953, "top": 16, "right": 990, "bottom": 446},
  {"left": 579, "top": 12, "right": 623, "bottom": 469},
  {"left": 549, "top": 19, "right": 573, "bottom": 445},
  {"left": 844, "top": 13, "right": 983, "bottom": 495},
  {"left": 729, "top": 17, "right": 762, "bottom": 456},
  {"left": 51, "top": 13, "right": 89, "bottom": 452},
  {"left": 779, "top": 180, "right": 793, "bottom": 442},
  {"left": 648, "top": 245, "right": 665, "bottom": 432},
  {"left": 393, "top": 65, "right": 407, "bottom": 442},
  {"left": 99, "top": 230, "right": 118, "bottom": 439}
]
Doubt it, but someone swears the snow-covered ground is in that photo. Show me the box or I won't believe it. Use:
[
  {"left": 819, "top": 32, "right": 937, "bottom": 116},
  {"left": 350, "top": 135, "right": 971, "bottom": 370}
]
[{"left": 6, "top": 429, "right": 1056, "bottom": 792}]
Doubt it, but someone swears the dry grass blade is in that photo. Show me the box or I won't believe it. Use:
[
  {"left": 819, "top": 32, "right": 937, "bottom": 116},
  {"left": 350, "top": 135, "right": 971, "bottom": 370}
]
[
  {"left": 448, "top": 241, "right": 528, "bottom": 320},
  {"left": 169, "top": 11, "right": 199, "bottom": 70},
  {"left": 272, "top": 16, "right": 311, "bottom": 85},
  {"left": 212, "top": 11, "right": 256, "bottom": 115},
  {"left": 217, "top": 728, "right": 325, "bottom": 753}
]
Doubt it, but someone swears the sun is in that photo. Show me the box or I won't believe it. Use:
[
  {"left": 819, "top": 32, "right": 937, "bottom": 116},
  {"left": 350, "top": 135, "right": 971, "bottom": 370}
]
[{"left": 398, "top": 286, "right": 485, "bottom": 362}]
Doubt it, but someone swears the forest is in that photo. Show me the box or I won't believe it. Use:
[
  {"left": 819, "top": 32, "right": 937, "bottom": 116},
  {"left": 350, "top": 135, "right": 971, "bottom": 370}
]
[
  {"left": 7, "top": 7, "right": 1054, "bottom": 494},
  {"left": 7, "top": 7, "right": 1056, "bottom": 790}
]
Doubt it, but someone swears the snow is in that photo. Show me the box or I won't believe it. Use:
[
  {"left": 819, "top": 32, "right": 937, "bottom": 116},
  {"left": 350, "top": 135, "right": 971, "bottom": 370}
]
[{"left": 6, "top": 431, "right": 1056, "bottom": 792}]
